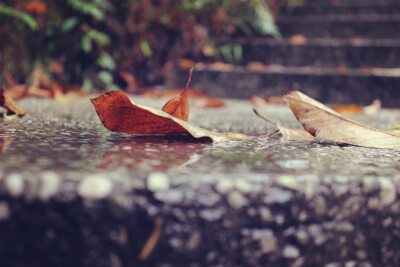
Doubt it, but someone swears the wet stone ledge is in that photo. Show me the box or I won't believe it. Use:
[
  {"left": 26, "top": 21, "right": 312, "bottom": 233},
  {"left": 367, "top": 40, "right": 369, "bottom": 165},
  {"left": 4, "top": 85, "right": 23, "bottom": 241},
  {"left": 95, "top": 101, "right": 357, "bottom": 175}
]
[
  {"left": 0, "top": 97, "right": 399, "bottom": 266},
  {"left": 1, "top": 174, "right": 400, "bottom": 267}
]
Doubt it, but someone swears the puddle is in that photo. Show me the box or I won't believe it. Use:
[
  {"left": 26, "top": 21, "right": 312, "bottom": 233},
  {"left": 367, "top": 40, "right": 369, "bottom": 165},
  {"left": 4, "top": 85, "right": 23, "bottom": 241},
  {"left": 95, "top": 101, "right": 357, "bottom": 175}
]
[{"left": 0, "top": 98, "right": 399, "bottom": 178}]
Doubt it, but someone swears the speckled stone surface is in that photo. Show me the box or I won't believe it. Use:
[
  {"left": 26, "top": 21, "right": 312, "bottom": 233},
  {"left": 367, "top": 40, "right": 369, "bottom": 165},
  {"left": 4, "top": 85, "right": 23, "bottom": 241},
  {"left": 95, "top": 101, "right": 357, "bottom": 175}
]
[{"left": 1, "top": 96, "right": 400, "bottom": 267}]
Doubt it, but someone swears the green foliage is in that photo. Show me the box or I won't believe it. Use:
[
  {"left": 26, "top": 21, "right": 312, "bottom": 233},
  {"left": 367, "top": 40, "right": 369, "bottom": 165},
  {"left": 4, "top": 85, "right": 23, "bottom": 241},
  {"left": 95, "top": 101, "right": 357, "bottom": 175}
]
[
  {"left": 61, "top": 17, "right": 78, "bottom": 32},
  {"left": 67, "top": 0, "right": 105, "bottom": 21},
  {"left": 97, "top": 51, "right": 115, "bottom": 70},
  {"left": 219, "top": 44, "right": 242, "bottom": 64},
  {"left": 250, "top": 0, "right": 281, "bottom": 38},
  {"left": 0, "top": 0, "right": 280, "bottom": 89},
  {"left": 0, "top": 5, "right": 38, "bottom": 30}
]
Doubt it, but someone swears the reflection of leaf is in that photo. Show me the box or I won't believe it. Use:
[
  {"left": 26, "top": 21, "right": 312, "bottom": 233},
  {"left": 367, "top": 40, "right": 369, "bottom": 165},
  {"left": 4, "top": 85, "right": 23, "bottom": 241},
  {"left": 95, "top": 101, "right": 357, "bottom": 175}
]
[
  {"left": 91, "top": 91, "right": 250, "bottom": 142},
  {"left": 97, "top": 137, "right": 208, "bottom": 171},
  {"left": 283, "top": 91, "right": 400, "bottom": 150}
]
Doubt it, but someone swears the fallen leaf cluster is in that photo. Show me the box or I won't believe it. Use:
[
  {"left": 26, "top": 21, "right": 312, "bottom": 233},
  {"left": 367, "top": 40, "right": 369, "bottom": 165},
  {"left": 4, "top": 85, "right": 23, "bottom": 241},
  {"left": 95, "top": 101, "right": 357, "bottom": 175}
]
[
  {"left": 4, "top": 66, "right": 80, "bottom": 116},
  {"left": 91, "top": 70, "right": 400, "bottom": 150},
  {"left": 3, "top": 66, "right": 397, "bottom": 151}
]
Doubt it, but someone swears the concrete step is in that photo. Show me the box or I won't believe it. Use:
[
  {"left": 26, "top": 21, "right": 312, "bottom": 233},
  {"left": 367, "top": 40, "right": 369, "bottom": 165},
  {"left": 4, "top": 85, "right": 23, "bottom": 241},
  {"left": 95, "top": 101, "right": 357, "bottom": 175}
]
[
  {"left": 166, "top": 66, "right": 400, "bottom": 107},
  {"left": 230, "top": 38, "right": 400, "bottom": 68},
  {"left": 281, "top": 4, "right": 400, "bottom": 16},
  {"left": 277, "top": 14, "right": 400, "bottom": 39},
  {"left": 303, "top": 0, "right": 400, "bottom": 6}
]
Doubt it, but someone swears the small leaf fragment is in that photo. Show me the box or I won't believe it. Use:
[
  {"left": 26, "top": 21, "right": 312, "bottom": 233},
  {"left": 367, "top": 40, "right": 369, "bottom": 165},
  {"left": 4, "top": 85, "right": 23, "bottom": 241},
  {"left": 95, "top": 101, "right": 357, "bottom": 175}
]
[
  {"left": 0, "top": 88, "right": 26, "bottom": 116},
  {"left": 330, "top": 99, "right": 381, "bottom": 116},
  {"left": 253, "top": 108, "right": 315, "bottom": 141}
]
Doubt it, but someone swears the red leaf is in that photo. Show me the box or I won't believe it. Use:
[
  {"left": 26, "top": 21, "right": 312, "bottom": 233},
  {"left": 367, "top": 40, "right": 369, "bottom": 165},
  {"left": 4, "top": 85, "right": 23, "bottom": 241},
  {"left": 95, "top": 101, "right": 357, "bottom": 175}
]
[
  {"left": 161, "top": 68, "right": 192, "bottom": 121},
  {"left": 90, "top": 91, "right": 250, "bottom": 142},
  {"left": 91, "top": 91, "right": 188, "bottom": 135},
  {"left": 177, "top": 59, "right": 196, "bottom": 69},
  {"left": 24, "top": 1, "right": 47, "bottom": 14},
  {"left": 246, "top": 62, "right": 268, "bottom": 71},
  {"left": 289, "top": 34, "right": 308, "bottom": 45}
]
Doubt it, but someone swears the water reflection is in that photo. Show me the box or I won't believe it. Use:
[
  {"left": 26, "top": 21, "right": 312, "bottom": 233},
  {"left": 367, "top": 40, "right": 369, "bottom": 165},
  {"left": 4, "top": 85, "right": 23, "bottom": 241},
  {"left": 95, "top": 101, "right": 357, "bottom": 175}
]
[
  {"left": 0, "top": 121, "right": 399, "bottom": 177},
  {"left": 0, "top": 134, "right": 12, "bottom": 156},
  {"left": 97, "top": 136, "right": 211, "bottom": 171}
]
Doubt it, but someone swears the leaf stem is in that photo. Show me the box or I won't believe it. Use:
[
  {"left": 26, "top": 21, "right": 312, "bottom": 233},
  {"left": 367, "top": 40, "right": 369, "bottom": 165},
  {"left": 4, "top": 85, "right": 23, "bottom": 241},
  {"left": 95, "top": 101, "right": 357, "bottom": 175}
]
[
  {"left": 252, "top": 108, "right": 278, "bottom": 126},
  {"left": 185, "top": 67, "right": 194, "bottom": 89}
]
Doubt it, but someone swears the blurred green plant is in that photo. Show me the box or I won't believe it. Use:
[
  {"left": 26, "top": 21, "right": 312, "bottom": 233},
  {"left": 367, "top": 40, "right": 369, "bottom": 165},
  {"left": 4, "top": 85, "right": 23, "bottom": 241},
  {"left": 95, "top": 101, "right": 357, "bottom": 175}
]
[
  {"left": 0, "top": 0, "right": 280, "bottom": 90},
  {"left": 0, "top": 4, "right": 38, "bottom": 30}
]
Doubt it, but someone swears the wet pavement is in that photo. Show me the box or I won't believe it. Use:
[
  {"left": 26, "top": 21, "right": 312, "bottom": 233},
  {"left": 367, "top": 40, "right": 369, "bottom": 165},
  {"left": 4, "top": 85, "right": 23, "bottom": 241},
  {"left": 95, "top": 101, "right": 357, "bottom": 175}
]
[{"left": 1, "top": 96, "right": 400, "bottom": 266}]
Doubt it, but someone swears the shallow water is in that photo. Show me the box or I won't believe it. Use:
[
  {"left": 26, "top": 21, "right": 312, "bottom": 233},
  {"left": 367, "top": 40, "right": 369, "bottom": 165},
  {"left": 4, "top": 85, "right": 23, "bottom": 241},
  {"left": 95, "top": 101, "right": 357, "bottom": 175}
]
[{"left": 0, "top": 96, "right": 399, "bottom": 180}]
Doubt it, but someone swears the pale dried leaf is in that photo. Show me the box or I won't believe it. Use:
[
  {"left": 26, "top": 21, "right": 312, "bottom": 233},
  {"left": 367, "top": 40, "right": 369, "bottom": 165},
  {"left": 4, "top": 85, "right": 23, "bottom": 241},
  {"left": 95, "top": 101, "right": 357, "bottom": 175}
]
[{"left": 283, "top": 91, "right": 400, "bottom": 150}]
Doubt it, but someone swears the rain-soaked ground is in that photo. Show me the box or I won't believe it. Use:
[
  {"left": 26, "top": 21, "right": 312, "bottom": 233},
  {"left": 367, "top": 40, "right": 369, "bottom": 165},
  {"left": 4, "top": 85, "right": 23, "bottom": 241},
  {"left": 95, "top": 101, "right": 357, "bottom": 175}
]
[
  {"left": 1, "top": 95, "right": 400, "bottom": 266},
  {"left": 1, "top": 96, "right": 400, "bottom": 177}
]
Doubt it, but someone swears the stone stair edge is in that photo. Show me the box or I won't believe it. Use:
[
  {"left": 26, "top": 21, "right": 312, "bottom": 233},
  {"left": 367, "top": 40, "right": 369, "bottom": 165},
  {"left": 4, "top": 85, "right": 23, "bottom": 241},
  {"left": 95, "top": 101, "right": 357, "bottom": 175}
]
[
  {"left": 280, "top": 4, "right": 400, "bottom": 14},
  {"left": 175, "top": 65, "right": 400, "bottom": 78},
  {"left": 277, "top": 13, "right": 400, "bottom": 23},
  {"left": 218, "top": 37, "right": 400, "bottom": 47},
  {"left": 302, "top": 0, "right": 400, "bottom": 7}
]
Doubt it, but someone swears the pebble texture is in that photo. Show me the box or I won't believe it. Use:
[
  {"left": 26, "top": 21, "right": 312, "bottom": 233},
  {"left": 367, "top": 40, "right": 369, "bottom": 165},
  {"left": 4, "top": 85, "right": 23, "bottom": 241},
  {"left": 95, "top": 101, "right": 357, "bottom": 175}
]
[{"left": 0, "top": 97, "right": 400, "bottom": 266}]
